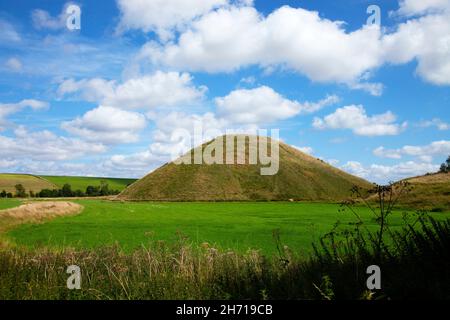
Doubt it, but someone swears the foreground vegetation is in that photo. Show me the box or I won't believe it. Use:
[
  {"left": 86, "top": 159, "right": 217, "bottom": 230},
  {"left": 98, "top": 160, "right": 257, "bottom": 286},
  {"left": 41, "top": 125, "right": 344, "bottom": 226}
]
[{"left": 0, "top": 216, "right": 448, "bottom": 300}]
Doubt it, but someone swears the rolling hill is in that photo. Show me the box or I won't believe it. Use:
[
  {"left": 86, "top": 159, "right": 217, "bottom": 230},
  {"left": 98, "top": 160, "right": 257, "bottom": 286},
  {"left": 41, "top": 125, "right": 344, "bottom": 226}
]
[
  {"left": 0, "top": 174, "right": 136, "bottom": 194},
  {"left": 0, "top": 174, "right": 56, "bottom": 193},
  {"left": 119, "top": 135, "right": 373, "bottom": 201},
  {"left": 399, "top": 172, "right": 450, "bottom": 210}
]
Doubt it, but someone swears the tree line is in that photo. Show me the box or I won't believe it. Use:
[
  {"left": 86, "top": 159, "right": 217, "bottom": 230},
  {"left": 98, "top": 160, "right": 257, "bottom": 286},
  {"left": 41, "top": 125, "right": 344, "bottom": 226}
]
[{"left": 0, "top": 181, "right": 121, "bottom": 198}]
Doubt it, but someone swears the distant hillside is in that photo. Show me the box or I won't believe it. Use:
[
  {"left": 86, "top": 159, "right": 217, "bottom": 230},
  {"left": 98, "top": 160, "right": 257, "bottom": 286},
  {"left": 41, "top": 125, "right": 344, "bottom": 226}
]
[
  {"left": 119, "top": 135, "right": 373, "bottom": 201},
  {"left": 399, "top": 172, "right": 450, "bottom": 210},
  {"left": 41, "top": 176, "right": 137, "bottom": 192},
  {"left": 0, "top": 174, "right": 137, "bottom": 194},
  {"left": 0, "top": 174, "right": 56, "bottom": 193}
]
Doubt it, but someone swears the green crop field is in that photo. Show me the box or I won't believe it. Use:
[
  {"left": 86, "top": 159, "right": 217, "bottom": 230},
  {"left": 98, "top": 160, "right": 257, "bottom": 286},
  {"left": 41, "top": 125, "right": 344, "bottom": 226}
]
[
  {"left": 7, "top": 200, "right": 450, "bottom": 254},
  {"left": 40, "top": 176, "right": 137, "bottom": 192}
]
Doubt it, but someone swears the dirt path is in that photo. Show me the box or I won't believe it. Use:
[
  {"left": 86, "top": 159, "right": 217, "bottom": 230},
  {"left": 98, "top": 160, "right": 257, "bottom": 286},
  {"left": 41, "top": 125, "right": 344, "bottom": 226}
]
[{"left": 0, "top": 201, "right": 83, "bottom": 221}]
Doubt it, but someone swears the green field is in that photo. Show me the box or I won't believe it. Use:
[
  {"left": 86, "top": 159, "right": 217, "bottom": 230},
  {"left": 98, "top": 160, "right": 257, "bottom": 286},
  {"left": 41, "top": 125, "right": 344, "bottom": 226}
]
[
  {"left": 0, "top": 199, "right": 21, "bottom": 210},
  {"left": 7, "top": 200, "right": 450, "bottom": 254},
  {"left": 40, "top": 176, "right": 137, "bottom": 192}
]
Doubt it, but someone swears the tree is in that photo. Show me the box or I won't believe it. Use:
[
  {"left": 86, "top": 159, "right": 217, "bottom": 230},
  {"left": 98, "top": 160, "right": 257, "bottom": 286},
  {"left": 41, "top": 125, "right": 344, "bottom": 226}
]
[
  {"left": 61, "top": 184, "right": 73, "bottom": 197},
  {"left": 440, "top": 155, "right": 450, "bottom": 173},
  {"left": 86, "top": 185, "right": 99, "bottom": 196},
  {"left": 0, "top": 190, "right": 6, "bottom": 198},
  {"left": 14, "top": 184, "right": 27, "bottom": 198},
  {"left": 99, "top": 181, "right": 109, "bottom": 196}
]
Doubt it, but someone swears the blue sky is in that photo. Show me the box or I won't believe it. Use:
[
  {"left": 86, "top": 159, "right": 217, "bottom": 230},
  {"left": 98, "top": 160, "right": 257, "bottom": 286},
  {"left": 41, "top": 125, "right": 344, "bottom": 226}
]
[{"left": 0, "top": 0, "right": 449, "bottom": 183}]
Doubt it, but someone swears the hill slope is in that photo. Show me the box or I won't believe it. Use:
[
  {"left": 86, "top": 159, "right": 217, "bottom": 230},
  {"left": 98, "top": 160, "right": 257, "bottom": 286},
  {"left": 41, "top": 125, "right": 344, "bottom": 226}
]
[
  {"left": 41, "top": 176, "right": 137, "bottom": 192},
  {"left": 0, "top": 174, "right": 56, "bottom": 193},
  {"left": 119, "top": 135, "right": 373, "bottom": 201},
  {"left": 399, "top": 172, "right": 450, "bottom": 210}
]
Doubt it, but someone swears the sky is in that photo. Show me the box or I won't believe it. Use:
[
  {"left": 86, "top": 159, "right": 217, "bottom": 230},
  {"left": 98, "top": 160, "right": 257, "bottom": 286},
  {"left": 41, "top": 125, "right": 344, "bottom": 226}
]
[{"left": 0, "top": 0, "right": 449, "bottom": 183}]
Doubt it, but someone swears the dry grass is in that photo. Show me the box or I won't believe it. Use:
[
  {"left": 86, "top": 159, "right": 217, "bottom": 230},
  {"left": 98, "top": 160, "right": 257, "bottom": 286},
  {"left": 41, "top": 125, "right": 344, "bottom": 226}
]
[{"left": 0, "top": 173, "right": 56, "bottom": 193}]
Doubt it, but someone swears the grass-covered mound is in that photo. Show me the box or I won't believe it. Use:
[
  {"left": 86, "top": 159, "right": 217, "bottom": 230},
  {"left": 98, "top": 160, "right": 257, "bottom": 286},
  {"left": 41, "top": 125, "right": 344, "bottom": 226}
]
[{"left": 120, "top": 135, "right": 373, "bottom": 201}]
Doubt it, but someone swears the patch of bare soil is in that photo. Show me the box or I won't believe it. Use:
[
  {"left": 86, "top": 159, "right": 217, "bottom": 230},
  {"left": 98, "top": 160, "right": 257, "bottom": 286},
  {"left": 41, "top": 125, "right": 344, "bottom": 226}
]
[{"left": 0, "top": 201, "right": 83, "bottom": 221}]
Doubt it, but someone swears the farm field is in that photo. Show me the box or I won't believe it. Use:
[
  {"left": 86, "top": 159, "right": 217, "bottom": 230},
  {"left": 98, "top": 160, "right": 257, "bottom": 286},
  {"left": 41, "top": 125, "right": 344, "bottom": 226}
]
[
  {"left": 39, "top": 176, "right": 137, "bottom": 192},
  {"left": 7, "top": 200, "right": 450, "bottom": 254}
]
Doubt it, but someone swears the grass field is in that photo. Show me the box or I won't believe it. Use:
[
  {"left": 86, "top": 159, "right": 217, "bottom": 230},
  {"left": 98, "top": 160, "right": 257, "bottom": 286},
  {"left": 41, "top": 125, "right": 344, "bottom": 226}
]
[
  {"left": 40, "top": 176, "right": 137, "bottom": 192},
  {"left": 0, "top": 174, "right": 56, "bottom": 193},
  {"left": 0, "top": 199, "right": 21, "bottom": 210},
  {"left": 7, "top": 200, "right": 450, "bottom": 254}
]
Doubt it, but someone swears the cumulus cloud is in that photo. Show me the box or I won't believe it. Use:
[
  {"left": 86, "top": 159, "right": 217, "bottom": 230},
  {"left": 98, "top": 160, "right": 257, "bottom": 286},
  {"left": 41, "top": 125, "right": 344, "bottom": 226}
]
[
  {"left": 143, "top": 6, "right": 383, "bottom": 90},
  {"left": 116, "top": 0, "right": 228, "bottom": 40},
  {"left": 62, "top": 105, "right": 147, "bottom": 144},
  {"left": 133, "top": 2, "right": 450, "bottom": 91},
  {"left": 0, "top": 126, "right": 106, "bottom": 161},
  {"left": 382, "top": 9, "right": 450, "bottom": 85},
  {"left": 373, "top": 140, "right": 450, "bottom": 160},
  {"left": 313, "top": 105, "right": 407, "bottom": 136},
  {"left": 341, "top": 160, "right": 439, "bottom": 184},
  {"left": 216, "top": 86, "right": 338, "bottom": 125},
  {"left": 58, "top": 71, "right": 206, "bottom": 110}
]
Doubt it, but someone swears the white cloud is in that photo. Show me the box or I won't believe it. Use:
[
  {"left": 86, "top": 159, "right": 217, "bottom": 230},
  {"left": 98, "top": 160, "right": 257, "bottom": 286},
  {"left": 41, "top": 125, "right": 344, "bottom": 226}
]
[
  {"left": 419, "top": 118, "right": 450, "bottom": 130},
  {"left": 216, "top": 86, "right": 338, "bottom": 125},
  {"left": 396, "top": 0, "right": 450, "bottom": 17},
  {"left": 103, "top": 150, "right": 166, "bottom": 177},
  {"left": 144, "top": 6, "right": 383, "bottom": 89},
  {"left": 116, "top": 0, "right": 228, "bottom": 40},
  {"left": 139, "top": 2, "right": 450, "bottom": 90},
  {"left": 58, "top": 71, "right": 206, "bottom": 110},
  {"left": 313, "top": 105, "right": 407, "bottom": 136},
  {"left": 0, "top": 99, "right": 49, "bottom": 129},
  {"left": 373, "top": 140, "right": 450, "bottom": 160},
  {"left": 341, "top": 160, "right": 439, "bottom": 184},
  {"left": 0, "top": 126, "right": 106, "bottom": 161},
  {"left": 62, "top": 105, "right": 147, "bottom": 144},
  {"left": 5, "top": 57, "right": 23, "bottom": 72}
]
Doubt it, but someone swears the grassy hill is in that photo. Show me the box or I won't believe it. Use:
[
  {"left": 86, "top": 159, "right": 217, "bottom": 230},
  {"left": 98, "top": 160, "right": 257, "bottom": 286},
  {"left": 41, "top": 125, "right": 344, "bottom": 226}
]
[
  {"left": 0, "top": 173, "right": 136, "bottom": 194},
  {"left": 41, "top": 176, "right": 137, "bottom": 192},
  {"left": 120, "top": 135, "right": 373, "bottom": 201},
  {"left": 398, "top": 172, "right": 450, "bottom": 210},
  {"left": 0, "top": 174, "right": 56, "bottom": 193}
]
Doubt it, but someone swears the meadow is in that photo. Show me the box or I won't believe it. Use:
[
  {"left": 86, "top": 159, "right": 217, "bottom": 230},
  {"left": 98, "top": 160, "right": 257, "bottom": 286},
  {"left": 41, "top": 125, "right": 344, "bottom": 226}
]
[{"left": 6, "top": 200, "right": 450, "bottom": 254}]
